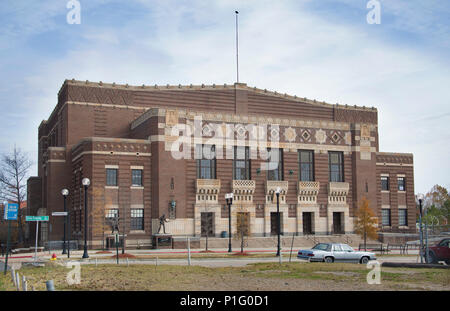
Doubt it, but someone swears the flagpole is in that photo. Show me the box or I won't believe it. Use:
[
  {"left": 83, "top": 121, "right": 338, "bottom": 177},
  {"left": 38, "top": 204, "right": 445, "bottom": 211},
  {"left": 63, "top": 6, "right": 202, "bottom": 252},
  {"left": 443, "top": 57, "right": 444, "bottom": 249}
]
[{"left": 235, "top": 11, "right": 239, "bottom": 83}]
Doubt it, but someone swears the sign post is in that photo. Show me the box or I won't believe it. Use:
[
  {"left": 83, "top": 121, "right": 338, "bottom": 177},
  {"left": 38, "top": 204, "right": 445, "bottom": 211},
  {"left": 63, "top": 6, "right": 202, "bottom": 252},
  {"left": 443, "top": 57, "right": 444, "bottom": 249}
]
[
  {"left": 26, "top": 216, "right": 49, "bottom": 262},
  {"left": 3, "top": 202, "right": 18, "bottom": 275}
]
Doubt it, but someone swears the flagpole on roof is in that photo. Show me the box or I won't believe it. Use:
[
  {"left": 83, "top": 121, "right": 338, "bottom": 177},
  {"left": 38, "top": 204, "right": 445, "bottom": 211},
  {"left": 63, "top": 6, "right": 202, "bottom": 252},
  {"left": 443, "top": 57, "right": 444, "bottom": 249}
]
[{"left": 235, "top": 10, "right": 239, "bottom": 83}]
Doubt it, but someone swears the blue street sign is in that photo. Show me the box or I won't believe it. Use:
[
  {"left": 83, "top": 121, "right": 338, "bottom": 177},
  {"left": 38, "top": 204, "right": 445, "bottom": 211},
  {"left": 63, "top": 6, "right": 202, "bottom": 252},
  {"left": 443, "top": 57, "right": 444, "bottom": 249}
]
[{"left": 3, "top": 203, "right": 19, "bottom": 220}]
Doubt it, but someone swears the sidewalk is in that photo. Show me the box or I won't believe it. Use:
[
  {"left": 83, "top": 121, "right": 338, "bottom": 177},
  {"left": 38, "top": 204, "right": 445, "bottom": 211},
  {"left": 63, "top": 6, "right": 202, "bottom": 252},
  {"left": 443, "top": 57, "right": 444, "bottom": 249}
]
[{"left": 1, "top": 247, "right": 418, "bottom": 262}]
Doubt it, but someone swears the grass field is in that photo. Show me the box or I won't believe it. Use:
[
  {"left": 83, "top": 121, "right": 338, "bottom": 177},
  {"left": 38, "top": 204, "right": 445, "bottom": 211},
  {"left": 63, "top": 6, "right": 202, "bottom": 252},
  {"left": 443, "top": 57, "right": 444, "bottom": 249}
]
[{"left": 1, "top": 261, "right": 449, "bottom": 291}]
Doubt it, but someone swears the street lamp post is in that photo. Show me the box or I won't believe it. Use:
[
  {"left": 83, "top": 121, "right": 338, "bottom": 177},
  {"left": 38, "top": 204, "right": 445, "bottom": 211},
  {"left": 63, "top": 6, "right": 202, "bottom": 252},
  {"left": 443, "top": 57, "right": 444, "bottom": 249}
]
[
  {"left": 424, "top": 206, "right": 430, "bottom": 263},
  {"left": 67, "top": 209, "right": 71, "bottom": 259},
  {"left": 82, "top": 178, "right": 90, "bottom": 259},
  {"left": 225, "top": 193, "right": 234, "bottom": 252},
  {"left": 417, "top": 194, "right": 424, "bottom": 263},
  {"left": 61, "top": 189, "right": 69, "bottom": 255},
  {"left": 275, "top": 187, "right": 281, "bottom": 257}
]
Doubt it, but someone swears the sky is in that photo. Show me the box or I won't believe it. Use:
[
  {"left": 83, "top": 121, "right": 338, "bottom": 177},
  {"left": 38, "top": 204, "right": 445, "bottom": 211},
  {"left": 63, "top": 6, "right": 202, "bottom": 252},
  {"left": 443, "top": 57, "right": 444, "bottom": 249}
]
[{"left": 0, "top": 0, "right": 448, "bottom": 195}]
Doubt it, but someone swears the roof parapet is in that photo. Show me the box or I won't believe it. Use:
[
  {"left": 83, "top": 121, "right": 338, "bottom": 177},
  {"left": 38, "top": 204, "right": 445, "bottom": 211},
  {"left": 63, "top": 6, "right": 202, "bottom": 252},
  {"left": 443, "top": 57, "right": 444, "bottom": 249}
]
[{"left": 62, "top": 79, "right": 377, "bottom": 111}]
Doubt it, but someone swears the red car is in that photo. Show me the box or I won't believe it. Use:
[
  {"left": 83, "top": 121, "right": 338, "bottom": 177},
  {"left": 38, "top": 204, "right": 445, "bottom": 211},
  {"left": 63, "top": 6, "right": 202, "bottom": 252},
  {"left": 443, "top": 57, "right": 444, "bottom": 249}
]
[{"left": 425, "top": 238, "right": 450, "bottom": 264}]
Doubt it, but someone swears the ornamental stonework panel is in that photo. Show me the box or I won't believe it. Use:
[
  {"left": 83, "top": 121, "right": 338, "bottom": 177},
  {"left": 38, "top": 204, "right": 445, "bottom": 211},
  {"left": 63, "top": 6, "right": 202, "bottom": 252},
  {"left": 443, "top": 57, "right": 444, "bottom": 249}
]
[{"left": 166, "top": 109, "right": 179, "bottom": 127}]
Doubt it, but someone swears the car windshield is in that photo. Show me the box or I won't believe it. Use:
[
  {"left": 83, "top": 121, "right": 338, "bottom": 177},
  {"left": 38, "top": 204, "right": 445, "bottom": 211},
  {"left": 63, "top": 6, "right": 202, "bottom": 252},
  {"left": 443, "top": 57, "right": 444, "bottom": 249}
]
[{"left": 312, "top": 243, "right": 331, "bottom": 251}]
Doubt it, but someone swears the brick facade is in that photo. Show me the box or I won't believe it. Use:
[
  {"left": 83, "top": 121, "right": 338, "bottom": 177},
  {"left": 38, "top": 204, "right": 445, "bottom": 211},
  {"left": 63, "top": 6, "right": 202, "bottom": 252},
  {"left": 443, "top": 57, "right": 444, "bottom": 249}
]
[{"left": 27, "top": 80, "right": 416, "bottom": 248}]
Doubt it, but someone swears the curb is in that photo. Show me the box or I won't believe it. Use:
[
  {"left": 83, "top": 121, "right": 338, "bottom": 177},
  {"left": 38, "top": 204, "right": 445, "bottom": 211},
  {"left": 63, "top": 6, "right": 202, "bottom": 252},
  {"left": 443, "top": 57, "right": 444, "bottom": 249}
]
[{"left": 381, "top": 262, "right": 449, "bottom": 269}]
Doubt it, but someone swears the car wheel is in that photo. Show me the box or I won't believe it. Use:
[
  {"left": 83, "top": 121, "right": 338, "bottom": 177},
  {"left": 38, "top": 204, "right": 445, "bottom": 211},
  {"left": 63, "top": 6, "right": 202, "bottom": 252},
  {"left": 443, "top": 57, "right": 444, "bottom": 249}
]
[
  {"left": 360, "top": 256, "right": 370, "bottom": 264},
  {"left": 324, "top": 257, "right": 334, "bottom": 263},
  {"left": 426, "top": 251, "right": 437, "bottom": 264}
]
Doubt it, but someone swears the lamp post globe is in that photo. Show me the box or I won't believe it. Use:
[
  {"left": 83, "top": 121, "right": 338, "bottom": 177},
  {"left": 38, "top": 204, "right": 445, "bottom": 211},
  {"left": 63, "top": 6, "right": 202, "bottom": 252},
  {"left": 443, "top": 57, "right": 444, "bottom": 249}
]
[
  {"left": 82, "top": 178, "right": 90, "bottom": 259},
  {"left": 82, "top": 178, "right": 90, "bottom": 187},
  {"left": 61, "top": 189, "right": 69, "bottom": 255}
]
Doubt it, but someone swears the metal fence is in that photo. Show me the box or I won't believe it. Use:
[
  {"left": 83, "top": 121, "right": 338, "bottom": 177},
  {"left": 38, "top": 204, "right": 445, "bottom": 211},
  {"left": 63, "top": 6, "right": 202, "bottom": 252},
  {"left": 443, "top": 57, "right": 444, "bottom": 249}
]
[{"left": 45, "top": 240, "right": 78, "bottom": 251}]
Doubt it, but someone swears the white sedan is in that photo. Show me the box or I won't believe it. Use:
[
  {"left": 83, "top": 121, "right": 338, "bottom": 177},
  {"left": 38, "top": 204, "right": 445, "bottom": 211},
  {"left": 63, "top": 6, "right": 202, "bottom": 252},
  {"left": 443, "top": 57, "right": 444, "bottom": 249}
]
[{"left": 297, "top": 243, "right": 376, "bottom": 264}]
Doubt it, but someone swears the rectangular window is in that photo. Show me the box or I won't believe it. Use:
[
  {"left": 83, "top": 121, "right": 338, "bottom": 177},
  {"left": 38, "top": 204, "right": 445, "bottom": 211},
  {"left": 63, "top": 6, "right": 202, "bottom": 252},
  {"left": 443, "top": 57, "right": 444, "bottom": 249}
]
[
  {"left": 381, "top": 176, "right": 389, "bottom": 191},
  {"left": 196, "top": 144, "right": 216, "bottom": 179},
  {"left": 106, "top": 168, "right": 118, "bottom": 186},
  {"left": 298, "top": 150, "right": 314, "bottom": 181},
  {"left": 381, "top": 209, "right": 391, "bottom": 226},
  {"left": 233, "top": 146, "right": 251, "bottom": 180},
  {"left": 105, "top": 209, "right": 119, "bottom": 220},
  {"left": 131, "top": 169, "right": 143, "bottom": 186},
  {"left": 397, "top": 177, "right": 406, "bottom": 191},
  {"left": 130, "top": 209, "right": 144, "bottom": 230},
  {"left": 329, "top": 151, "right": 344, "bottom": 182},
  {"left": 398, "top": 209, "right": 408, "bottom": 226},
  {"left": 267, "top": 148, "right": 283, "bottom": 181}
]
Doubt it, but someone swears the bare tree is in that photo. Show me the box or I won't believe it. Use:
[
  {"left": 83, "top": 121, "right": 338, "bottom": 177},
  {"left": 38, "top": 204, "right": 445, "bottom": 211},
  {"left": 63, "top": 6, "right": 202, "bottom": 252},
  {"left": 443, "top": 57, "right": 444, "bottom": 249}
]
[{"left": 0, "top": 146, "right": 33, "bottom": 244}]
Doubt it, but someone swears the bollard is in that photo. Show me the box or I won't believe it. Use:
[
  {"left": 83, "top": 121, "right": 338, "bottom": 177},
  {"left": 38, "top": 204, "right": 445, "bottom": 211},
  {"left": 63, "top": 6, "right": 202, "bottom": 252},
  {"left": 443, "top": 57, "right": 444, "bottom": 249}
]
[
  {"left": 156, "top": 256, "right": 158, "bottom": 266},
  {"left": 22, "top": 276, "right": 27, "bottom": 291},
  {"left": 279, "top": 252, "right": 282, "bottom": 265},
  {"left": 16, "top": 272, "right": 21, "bottom": 291},
  {"left": 46, "top": 280, "right": 55, "bottom": 291},
  {"left": 10, "top": 268, "right": 16, "bottom": 286},
  {"left": 95, "top": 258, "right": 98, "bottom": 267},
  {"left": 126, "top": 258, "right": 129, "bottom": 267}
]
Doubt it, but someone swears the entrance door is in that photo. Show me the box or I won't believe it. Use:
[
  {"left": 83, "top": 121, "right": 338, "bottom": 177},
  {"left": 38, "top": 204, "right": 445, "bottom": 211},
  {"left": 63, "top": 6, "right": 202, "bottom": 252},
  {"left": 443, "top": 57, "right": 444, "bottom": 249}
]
[
  {"left": 270, "top": 212, "right": 283, "bottom": 236},
  {"left": 236, "top": 212, "right": 250, "bottom": 237},
  {"left": 303, "top": 212, "right": 313, "bottom": 234},
  {"left": 333, "top": 212, "right": 343, "bottom": 234},
  {"left": 201, "top": 212, "right": 214, "bottom": 237}
]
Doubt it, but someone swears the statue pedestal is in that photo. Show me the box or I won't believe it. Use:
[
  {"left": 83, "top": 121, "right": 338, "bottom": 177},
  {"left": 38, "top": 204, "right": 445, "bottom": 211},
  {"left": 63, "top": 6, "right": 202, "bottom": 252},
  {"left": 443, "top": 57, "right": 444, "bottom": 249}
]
[{"left": 152, "top": 234, "right": 173, "bottom": 249}]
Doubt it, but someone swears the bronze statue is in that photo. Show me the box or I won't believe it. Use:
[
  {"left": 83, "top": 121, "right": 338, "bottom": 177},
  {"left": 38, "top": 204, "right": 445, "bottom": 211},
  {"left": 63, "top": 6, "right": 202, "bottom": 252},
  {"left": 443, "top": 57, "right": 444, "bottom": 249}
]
[{"left": 157, "top": 214, "right": 169, "bottom": 234}]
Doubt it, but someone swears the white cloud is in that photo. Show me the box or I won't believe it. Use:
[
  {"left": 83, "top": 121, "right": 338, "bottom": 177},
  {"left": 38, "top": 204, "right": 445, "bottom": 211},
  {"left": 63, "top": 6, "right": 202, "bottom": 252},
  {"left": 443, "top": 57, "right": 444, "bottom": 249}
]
[{"left": 1, "top": 0, "right": 448, "bottom": 193}]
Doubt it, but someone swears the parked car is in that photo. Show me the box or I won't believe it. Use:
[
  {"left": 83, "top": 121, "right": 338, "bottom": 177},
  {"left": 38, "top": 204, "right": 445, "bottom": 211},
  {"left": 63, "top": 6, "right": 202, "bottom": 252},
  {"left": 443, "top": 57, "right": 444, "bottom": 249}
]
[
  {"left": 297, "top": 243, "right": 376, "bottom": 264},
  {"left": 424, "top": 238, "right": 450, "bottom": 264}
]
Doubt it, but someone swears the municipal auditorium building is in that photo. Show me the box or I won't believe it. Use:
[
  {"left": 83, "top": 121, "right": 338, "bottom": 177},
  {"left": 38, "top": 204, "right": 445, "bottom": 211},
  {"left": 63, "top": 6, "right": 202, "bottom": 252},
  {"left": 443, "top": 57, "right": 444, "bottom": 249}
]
[{"left": 27, "top": 79, "right": 416, "bottom": 248}]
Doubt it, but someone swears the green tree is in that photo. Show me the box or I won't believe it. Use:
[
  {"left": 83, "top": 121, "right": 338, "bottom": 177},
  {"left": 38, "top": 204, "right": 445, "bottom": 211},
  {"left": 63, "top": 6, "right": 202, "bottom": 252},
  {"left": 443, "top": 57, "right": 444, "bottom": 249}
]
[
  {"left": 354, "top": 196, "right": 378, "bottom": 251},
  {"left": 423, "top": 185, "right": 449, "bottom": 227}
]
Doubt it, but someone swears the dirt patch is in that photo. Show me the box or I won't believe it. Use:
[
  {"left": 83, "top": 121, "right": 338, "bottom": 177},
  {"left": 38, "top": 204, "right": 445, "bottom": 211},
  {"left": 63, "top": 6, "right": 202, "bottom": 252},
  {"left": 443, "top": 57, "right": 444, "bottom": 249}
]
[{"left": 96, "top": 251, "right": 112, "bottom": 254}]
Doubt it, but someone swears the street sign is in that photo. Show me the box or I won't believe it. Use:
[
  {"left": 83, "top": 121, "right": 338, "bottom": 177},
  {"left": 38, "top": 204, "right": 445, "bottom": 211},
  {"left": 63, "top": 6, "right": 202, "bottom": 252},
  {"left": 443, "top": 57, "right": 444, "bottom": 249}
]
[
  {"left": 52, "top": 212, "right": 68, "bottom": 216},
  {"left": 26, "top": 216, "right": 49, "bottom": 222},
  {"left": 3, "top": 203, "right": 19, "bottom": 221}
]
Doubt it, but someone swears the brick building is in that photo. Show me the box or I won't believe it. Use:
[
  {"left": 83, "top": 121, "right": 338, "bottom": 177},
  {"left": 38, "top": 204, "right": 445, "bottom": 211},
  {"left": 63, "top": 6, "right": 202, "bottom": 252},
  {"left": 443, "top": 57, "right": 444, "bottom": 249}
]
[{"left": 27, "top": 79, "right": 416, "bottom": 249}]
